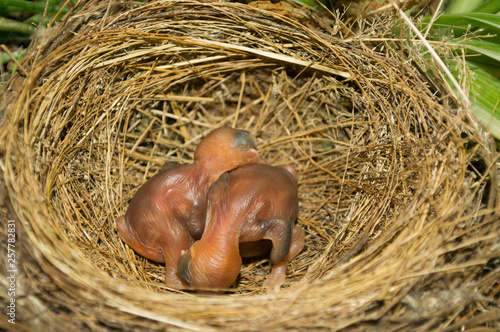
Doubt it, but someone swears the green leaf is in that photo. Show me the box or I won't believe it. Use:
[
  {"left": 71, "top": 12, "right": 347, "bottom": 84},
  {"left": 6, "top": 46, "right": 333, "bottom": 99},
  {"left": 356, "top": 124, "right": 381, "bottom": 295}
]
[
  {"left": 431, "top": 13, "right": 500, "bottom": 37},
  {"left": 0, "top": 17, "right": 35, "bottom": 35},
  {"left": 449, "top": 60, "right": 500, "bottom": 138},
  {"left": 0, "top": 48, "right": 25, "bottom": 64},
  {"left": 421, "top": 13, "right": 500, "bottom": 42},
  {"left": 472, "top": 0, "right": 500, "bottom": 14},
  {"left": 0, "top": 0, "right": 71, "bottom": 14},
  {"left": 289, "top": 0, "right": 326, "bottom": 11},
  {"left": 456, "top": 38, "right": 500, "bottom": 63},
  {"left": 411, "top": 1, "right": 500, "bottom": 139},
  {"left": 446, "top": 0, "right": 484, "bottom": 14},
  {"left": 24, "top": 11, "right": 65, "bottom": 26}
]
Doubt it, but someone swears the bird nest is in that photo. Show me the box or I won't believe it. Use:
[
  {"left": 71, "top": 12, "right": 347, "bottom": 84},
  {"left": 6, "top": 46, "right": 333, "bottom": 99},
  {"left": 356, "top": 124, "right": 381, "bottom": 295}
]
[{"left": 1, "top": 0, "right": 499, "bottom": 330}]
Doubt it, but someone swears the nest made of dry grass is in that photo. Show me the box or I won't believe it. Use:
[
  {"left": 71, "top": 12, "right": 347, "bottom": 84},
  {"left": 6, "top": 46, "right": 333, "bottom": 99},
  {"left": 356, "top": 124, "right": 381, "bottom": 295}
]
[{"left": 1, "top": 0, "right": 499, "bottom": 330}]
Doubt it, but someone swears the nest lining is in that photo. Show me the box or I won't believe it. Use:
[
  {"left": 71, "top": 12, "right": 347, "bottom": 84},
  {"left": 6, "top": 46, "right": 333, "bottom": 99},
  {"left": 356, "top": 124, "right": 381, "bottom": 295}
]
[{"left": 1, "top": 0, "right": 499, "bottom": 330}]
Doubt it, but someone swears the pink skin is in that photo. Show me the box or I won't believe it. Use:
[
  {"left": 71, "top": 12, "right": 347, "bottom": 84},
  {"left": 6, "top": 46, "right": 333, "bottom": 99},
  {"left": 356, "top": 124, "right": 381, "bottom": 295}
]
[
  {"left": 177, "top": 163, "right": 305, "bottom": 293},
  {"left": 116, "top": 127, "right": 263, "bottom": 288}
]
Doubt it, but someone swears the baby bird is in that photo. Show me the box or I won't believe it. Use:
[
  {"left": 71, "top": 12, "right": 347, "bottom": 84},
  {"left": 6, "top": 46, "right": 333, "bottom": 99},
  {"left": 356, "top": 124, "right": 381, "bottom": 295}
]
[
  {"left": 177, "top": 163, "right": 305, "bottom": 293},
  {"left": 116, "top": 127, "right": 263, "bottom": 288}
]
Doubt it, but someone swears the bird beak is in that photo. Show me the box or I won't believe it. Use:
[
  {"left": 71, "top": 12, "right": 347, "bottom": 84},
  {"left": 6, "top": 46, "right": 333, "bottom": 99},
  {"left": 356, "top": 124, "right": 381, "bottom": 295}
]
[
  {"left": 232, "top": 129, "right": 257, "bottom": 150},
  {"left": 176, "top": 249, "right": 193, "bottom": 286}
]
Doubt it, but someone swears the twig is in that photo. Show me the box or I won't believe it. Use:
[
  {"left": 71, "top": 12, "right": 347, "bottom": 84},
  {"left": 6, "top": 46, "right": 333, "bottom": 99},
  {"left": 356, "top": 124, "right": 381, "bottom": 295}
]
[{"left": 423, "top": 0, "right": 445, "bottom": 39}]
